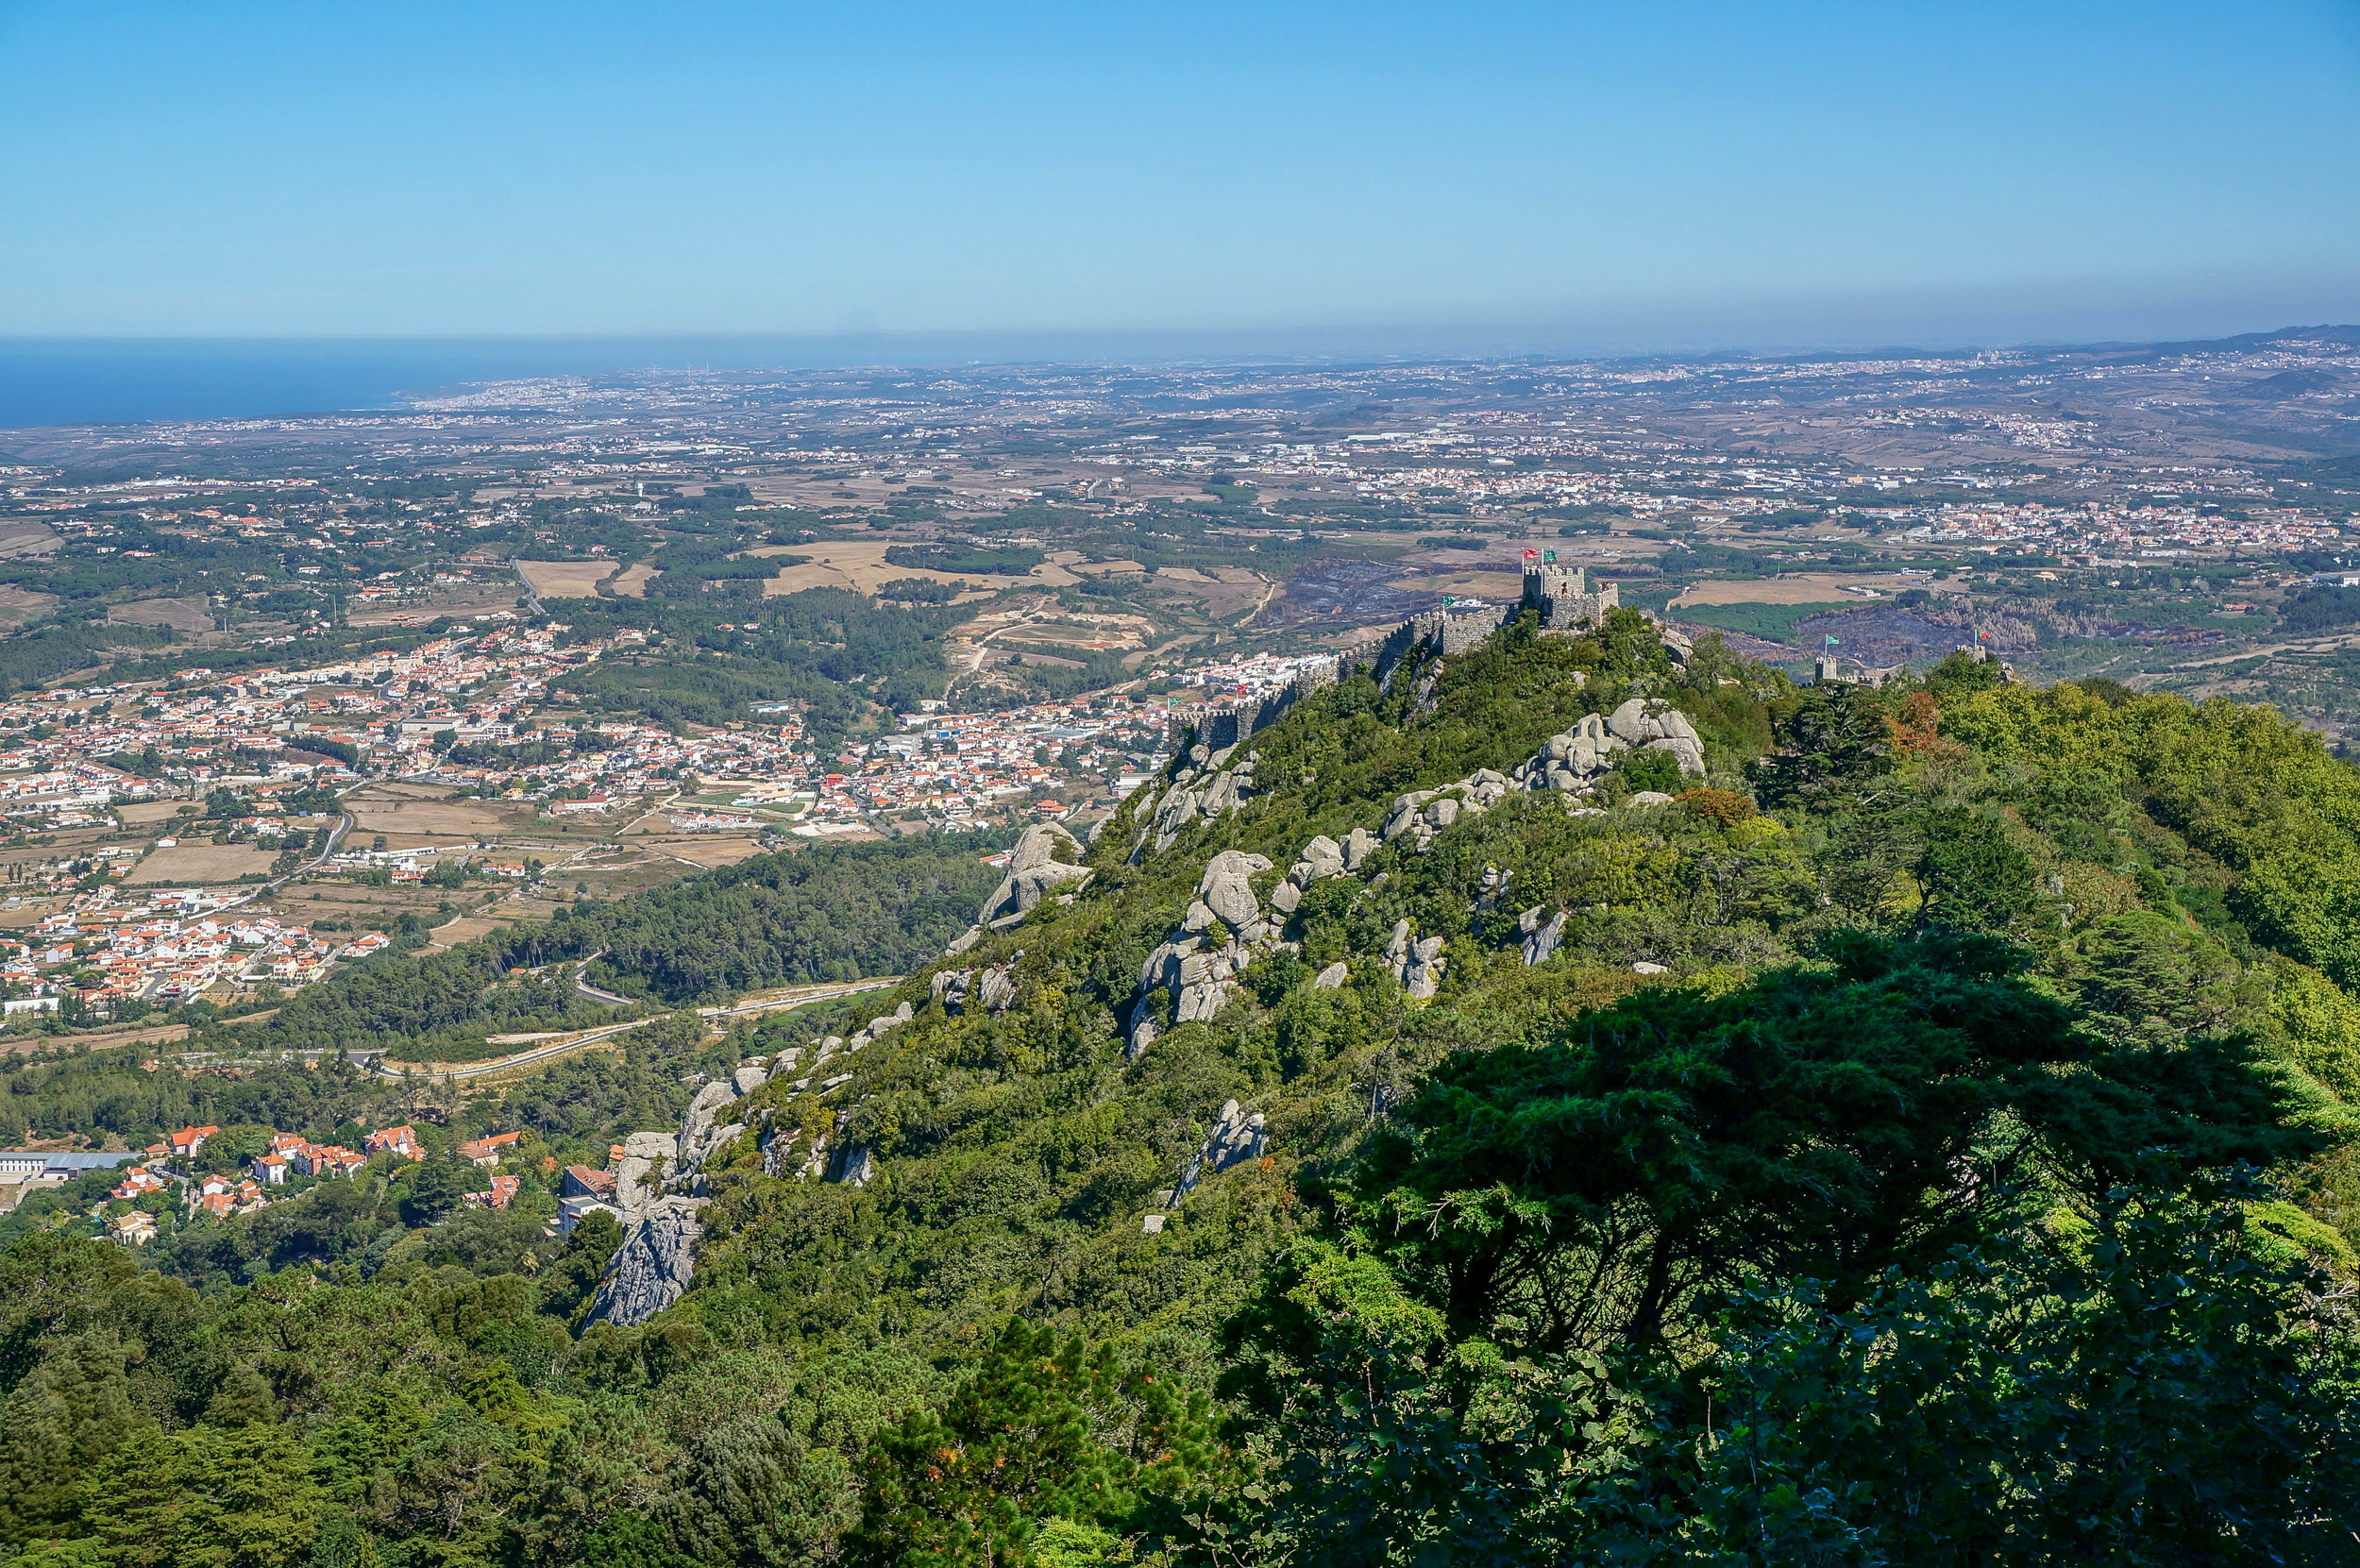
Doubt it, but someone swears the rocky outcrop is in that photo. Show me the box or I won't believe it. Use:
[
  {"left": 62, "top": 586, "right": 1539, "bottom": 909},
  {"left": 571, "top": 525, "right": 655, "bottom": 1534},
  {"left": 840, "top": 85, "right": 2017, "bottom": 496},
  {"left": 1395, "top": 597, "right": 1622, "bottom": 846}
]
[
  {"left": 679, "top": 1080, "right": 741, "bottom": 1171},
  {"left": 1379, "top": 769, "right": 1515, "bottom": 851},
  {"left": 1125, "top": 849, "right": 1301, "bottom": 1055},
  {"left": 977, "top": 823, "right": 1092, "bottom": 928},
  {"left": 934, "top": 962, "right": 1017, "bottom": 1017},
  {"left": 1385, "top": 919, "right": 1446, "bottom": 1000},
  {"left": 1519, "top": 906, "right": 1566, "bottom": 966},
  {"left": 1199, "top": 850, "right": 1271, "bottom": 923},
  {"left": 1173, "top": 1098, "right": 1268, "bottom": 1201},
  {"left": 587, "top": 1194, "right": 702, "bottom": 1325},
  {"left": 613, "top": 1131, "right": 676, "bottom": 1212},
  {"left": 1267, "top": 835, "right": 1347, "bottom": 915},
  {"left": 1516, "top": 699, "right": 1706, "bottom": 799},
  {"left": 595, "top": 986, "right": 920, "bottom": 1323},
  {"left": 1133, "top": 750, "right": 1256, "bottom": 857}
]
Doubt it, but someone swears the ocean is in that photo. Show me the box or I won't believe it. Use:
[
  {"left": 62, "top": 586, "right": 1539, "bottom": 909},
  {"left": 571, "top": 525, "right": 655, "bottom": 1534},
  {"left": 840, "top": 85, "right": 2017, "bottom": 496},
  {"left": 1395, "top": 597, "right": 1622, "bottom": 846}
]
[
  {"left": 0, "top": 331, "right": 1412, "bottom": 431},
  {"left": 0, "top": 337, "right": 849, "bottom": 430}
]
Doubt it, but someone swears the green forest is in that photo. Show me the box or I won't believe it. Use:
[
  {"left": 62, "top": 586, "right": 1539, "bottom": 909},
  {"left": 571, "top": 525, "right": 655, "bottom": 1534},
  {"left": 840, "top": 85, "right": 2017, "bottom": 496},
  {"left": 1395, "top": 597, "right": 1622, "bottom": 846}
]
[
  {"left": 218, "top": 834, "right": 1005, "bottom": 1062},
  {"left": 550, "top": 587, "right": 969, "bottom": 737},
  {"left": 10, "top": 611, "right": 2360, "bottom": 1564}
]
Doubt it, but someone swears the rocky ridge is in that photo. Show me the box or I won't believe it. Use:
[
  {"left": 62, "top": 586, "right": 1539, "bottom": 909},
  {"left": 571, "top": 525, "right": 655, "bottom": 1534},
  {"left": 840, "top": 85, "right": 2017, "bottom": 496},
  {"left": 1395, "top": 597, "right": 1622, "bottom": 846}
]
[
  {"left": 589, "top": 996, "right": 920, "bottom": 1325},
  {"left": 587, "top": 631, "right": 1717, "bottom": 1326}
]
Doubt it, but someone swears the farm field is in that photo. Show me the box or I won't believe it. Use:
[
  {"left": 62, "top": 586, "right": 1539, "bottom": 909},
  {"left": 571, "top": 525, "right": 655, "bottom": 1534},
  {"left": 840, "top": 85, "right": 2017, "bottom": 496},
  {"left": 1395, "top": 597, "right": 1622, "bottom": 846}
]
[
  {"left": 126, "top": 842, "right": 275, "bottom": 885},
  {"left": 627, "top": 831, "right": 770, "bottom": 868},
  {"left": 419, "top": 912, "right": 510, "bottom": 948},
  {"left": 751, "top": 537, "right": 1073, "bottom": 595},
  {"left": 346, "top": 581, "right": 525, "bottom": 627},
  {"left": 0, "top": 522, "right": 58, "bottom": 558},
  {"left": 1669, "top": 572, "right": 1932, "bottom": 606},
  {"left": 1391, "top": 568, "right": 1525, "bottom": 603},
  {"left": 0, "top": 587, "right": 57, "bottom": 628},
  {"left": 1671, "top": 601, "right": 1861, "bottom": 643},
  {"left": 341, "top": 784, "right": 548, "bottom": 845},
  {"left": 514, "top": 559, "right": 616, "bottom": 598},
  {"left": 108, "top": 596, "right": 214, "bottom": 632}
]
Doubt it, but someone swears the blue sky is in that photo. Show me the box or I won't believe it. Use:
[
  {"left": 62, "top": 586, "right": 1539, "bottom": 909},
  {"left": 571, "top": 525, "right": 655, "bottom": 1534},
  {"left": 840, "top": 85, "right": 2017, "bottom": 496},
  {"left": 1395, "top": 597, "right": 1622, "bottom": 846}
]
[{"left": 2, "top": 1, "right": 2356, "bottom": 347}]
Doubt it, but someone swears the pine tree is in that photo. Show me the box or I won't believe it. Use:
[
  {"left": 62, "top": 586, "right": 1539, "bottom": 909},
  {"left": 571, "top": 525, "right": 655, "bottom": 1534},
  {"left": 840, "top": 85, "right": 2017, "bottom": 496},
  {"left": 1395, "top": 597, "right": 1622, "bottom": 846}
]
[
  {"left": 202, "top": 1361, "right": 278, "bottom": 1428},
  {"left": 81, "top": 1425, "right": 319, "bottom": 1568},
  {"left": 0, "top": 1333, "right": 138, "bottom": 1548}
]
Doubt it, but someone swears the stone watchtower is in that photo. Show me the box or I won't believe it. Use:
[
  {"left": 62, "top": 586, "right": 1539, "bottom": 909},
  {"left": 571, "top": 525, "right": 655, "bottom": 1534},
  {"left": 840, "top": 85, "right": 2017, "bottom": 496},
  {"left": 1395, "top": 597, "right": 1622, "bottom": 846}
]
[{"left": 1523, "top": 553, "right": 1618, "bottom": 630}]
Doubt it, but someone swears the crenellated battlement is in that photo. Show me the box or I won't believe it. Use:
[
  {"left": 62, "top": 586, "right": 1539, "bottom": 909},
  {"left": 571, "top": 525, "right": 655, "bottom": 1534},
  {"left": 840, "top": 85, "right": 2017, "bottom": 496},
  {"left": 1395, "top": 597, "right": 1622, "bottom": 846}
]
[{"left": 1523, "top": 555, "right": 1619, "bottom": 630}]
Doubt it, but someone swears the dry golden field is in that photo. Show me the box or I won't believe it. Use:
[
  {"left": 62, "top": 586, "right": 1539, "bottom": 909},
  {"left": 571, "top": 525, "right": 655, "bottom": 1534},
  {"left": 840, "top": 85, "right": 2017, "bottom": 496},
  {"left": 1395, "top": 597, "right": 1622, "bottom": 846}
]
[
  {"left": 343, "top": 786, "right": 542, "bottom": 843},
  {"left": 514, "top": 560, "right": 617, "bottom": 598},
  {"left": 126, "top": 843, "right": 276, "bottom": 885},
  {"left": 1669, "top": 573, "right": 1935, "bottom": 607},
  {"left": 109, "top": 596, "right": 215, "bottom": 632}
]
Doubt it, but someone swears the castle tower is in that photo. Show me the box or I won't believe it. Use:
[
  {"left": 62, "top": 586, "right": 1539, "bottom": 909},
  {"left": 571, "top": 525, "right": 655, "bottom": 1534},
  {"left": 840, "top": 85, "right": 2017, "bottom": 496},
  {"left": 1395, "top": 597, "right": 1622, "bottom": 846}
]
[{"left": 1522, "top": 550, "right": 1618, "bottom": 630}]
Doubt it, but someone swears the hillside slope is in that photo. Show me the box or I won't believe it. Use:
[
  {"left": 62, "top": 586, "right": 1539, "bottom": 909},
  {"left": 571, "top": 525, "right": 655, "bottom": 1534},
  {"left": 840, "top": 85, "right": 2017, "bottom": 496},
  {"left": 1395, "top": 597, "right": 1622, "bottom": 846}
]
[{"left": 10, "top": 608, "right": 2360, "bottom": 1565}]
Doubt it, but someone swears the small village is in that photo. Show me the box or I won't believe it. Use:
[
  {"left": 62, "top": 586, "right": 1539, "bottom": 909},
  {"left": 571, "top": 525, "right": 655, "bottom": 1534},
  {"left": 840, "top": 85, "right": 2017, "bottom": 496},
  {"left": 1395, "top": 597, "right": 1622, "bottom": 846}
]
[{"left": 53, "top": 1119, "right": 548, "bottom": 1247}]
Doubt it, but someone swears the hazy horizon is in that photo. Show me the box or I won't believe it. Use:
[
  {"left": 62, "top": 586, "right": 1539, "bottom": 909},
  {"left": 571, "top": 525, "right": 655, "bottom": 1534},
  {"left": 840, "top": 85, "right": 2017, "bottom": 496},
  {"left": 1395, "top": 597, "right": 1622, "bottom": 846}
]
[
  {"left": 4, "top": 3, "right": 2355, "bottom": 350},
  {"left": 7, "top": 301, "right": 2357, "bottom": 431}
]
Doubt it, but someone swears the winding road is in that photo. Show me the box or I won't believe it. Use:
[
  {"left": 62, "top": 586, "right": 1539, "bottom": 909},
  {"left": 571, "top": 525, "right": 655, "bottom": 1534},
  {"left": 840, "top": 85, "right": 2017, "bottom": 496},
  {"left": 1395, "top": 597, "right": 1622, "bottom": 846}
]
[
  {"left": 369, "top": 974, "right": 904, "bottom": 1082},
  {"left": 272, "top": 811, "right": 354, "bottom": 890},
  {"left": 573, "top": 951, "right": 632, "bottom": 1005}
]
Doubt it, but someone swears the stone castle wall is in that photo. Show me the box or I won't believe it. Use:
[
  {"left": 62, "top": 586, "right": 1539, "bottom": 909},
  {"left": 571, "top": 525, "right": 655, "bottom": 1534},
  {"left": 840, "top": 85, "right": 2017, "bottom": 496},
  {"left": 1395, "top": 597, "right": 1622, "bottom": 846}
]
[
  {"left": 1525, "top": 561, "right": 1619, "bottom": 630},
  {"left": 1178, "top": 651, "right": 1344, "bottom": 750},
  {"left": 1174, "top": 598, "right": 1513, "bottom": 749},
  {"left": 1171, "top": 562, "right": 1630, "bottom": 750}
]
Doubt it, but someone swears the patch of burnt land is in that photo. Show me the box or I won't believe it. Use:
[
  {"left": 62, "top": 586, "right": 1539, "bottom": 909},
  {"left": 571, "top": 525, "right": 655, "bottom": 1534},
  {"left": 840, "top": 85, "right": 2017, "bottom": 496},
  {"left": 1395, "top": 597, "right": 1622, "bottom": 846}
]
[{"left": 1261, "top": 557, "right": 1448, "bottom": 629}]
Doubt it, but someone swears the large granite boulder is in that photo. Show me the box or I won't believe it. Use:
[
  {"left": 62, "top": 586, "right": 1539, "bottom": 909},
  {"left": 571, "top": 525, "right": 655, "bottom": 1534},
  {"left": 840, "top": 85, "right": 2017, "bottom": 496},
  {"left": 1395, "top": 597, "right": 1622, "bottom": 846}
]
[
  {"left": 1519, "top": 906, "right": 1566, "bottom": 966},
  {"left": 1385, "top": 919, "right": 1445, "bottom": 999},
  {"left": 678, "top": 1080, "right": 740, "bottom": 1172},
  {"left": 1607, "top": 698, "right": 1653, "bottom": 743},
  {"left": 1404, "top": 936, "right": 1446, "bottom": 999},
  {"left": 1198, "top": 851, "right": 1271, "bottom": 928},
  {"left": 977, "top": 823, "right": 1094, "bottom": 923},
  {"left": 587, "top": 1195, "right": 704, "bottom": 1326},
  {"left": 1173, "top": 1098, "right": 1269, "bottom": 1200},
  {"left": 613, "top": 1131, "right": 679, "bottom": 1212}
]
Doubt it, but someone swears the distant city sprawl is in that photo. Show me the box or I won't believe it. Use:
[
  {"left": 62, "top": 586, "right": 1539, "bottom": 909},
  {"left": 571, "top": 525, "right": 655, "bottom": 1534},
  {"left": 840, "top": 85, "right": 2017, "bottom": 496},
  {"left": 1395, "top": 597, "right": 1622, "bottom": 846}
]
[{"left": 0, "top": 328, "right": 2355, "bottom": 1030}]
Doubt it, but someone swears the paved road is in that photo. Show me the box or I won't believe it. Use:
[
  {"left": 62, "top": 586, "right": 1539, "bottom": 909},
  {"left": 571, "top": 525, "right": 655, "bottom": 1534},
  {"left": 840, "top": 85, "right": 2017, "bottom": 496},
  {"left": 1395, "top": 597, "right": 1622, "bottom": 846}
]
[
  {"left": 573, "top": 952, "right": 633, "bottom": 1005},
  {"left": 369, "top": 1014, "right": 658, "bottom": 1081},
  {"left": 373, "top": 975, "right": 904, "bottom": 1082},
  {"left": 285, "top": 812, "right": 354, "bottom": 886},
  {"left": 699, "top": 976, "right": 902, "bottom": 1019},
  {"left": 512, "top": 559, "right": 546, "bottom": 617}
]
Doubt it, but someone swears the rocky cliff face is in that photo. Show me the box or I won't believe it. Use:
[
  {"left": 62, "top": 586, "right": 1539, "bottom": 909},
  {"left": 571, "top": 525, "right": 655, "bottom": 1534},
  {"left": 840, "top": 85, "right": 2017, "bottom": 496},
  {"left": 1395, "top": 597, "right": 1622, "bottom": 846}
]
[
  {"left": 589, "top": 990, "right": 931, "bottom": 1325},
  {"left": 589, "top": 1058, "right": 776, "bottom": 1326},
  {"left": 586, "top": 1194, "right": 704, "bottom": 1325}
]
